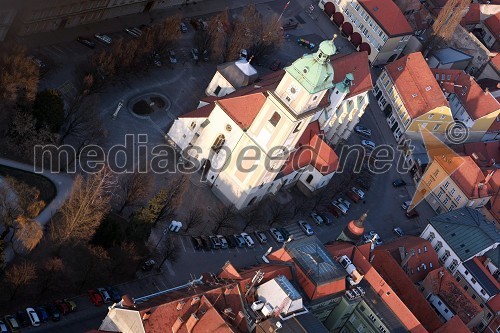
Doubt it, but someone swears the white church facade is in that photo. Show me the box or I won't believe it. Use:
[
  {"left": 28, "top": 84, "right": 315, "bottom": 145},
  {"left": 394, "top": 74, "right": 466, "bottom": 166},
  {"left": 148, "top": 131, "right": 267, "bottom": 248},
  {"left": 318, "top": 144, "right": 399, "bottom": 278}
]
[{"left": 167, "top": 39, "right": 372, "bottom": 210}]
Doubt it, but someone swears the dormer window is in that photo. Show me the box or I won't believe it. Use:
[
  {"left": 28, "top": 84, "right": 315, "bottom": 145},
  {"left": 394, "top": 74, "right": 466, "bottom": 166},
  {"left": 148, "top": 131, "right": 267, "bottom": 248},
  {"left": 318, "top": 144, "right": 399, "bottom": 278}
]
[{"left": 269, "top": 112, "right": 281, "bottom": 127}]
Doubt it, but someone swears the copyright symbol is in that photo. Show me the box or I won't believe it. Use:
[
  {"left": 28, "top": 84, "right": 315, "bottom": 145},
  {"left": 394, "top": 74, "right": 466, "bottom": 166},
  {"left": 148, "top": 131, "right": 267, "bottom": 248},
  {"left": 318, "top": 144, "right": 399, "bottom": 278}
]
[{"left": 445, "top": 121, "right": 469, "bottom": 144}]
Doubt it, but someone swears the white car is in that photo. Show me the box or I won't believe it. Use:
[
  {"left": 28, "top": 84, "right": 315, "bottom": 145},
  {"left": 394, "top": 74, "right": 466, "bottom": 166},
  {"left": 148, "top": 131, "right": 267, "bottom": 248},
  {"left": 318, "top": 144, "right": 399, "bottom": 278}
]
[
  {"left": 401, "top": 200, "right": 411, "bottom": 210},
  {"left": 168, "top": 220, "right": 182, "bottom": 232},
  {"left": 169, "top": 50, "right": 177, "bottom": 64},
  {"left": 217, "top": 235, "right": 228, "bottom": 249},
  {"left": 26, "top": 308, "right": 40, "bottom": 327},
  {"left": 332, "top": 201, "right": 348, "bottom": 215},
  {"left": 125, "top": 27, "right": 142, "bottom": 38},
  {"left": 95, "top": 33, "right": 112, "bottom": 44},
  {"left": 98, "top": 287, "right": 112, "bottom": 303},
  {"left": 337, "top": 197, "right": 351, "bottom": 209},
  {"left": 361, "top": 140, "right": 376, "bottom": 150},
  {"left": 355, "top": 125, "right": 371, "bottom": 137},
  {"left": 269, "top": 228, "right": 284, "bottom": 242},
  {"left": 351, "top": 186, "right": 365, "bottom": 199},
  {"left": 298, "top": 221, "right": 314, "bottom": 236},
  {"left": 310, "top": 212, "right": 324, "bottom": 225},
  {"left": 0, "top": 320, "right": 7, "bottom": 333}
]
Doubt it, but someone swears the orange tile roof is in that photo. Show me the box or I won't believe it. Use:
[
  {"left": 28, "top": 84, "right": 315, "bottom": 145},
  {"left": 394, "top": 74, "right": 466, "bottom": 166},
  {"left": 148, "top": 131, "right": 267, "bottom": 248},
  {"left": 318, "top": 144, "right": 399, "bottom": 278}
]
[
  {"left": 434, "top": 155, "right": 495, "bottom": 199},
  {"left": 484, "top": 13, "right": 500, "bottom": 39},
  {"left": 281, "top": 121, "right": 339, "bottom": 175},
  {"left": 374, "top": 236, "right": 441, "bottom": 283},
  {"left": 330, "top": 51, "right": 373, "bottom": 98},
  {"left": 423, "top": 268, "right": 483, "bottom": 325},
  {"left": 371, "top": 250, "right": 443, "bottom": 332},
  {"left": 386, "top": 53, "right": 449, "bottom": 119},
  {"left": 434, "top": 316, "right": 471, "bottom": 333},
  {"left": 358, "top": 0, "right": 413, "bottom": 36},
  {"left": 461, "top": 3, "right": 480, "bottom": 26},
  {"left": 451, "top": 141, "right": 500, "bottom": 169},
  {"left": 431, "top": 69, "right": 500, "bottom": 120},
  {"left": 217, "top": 92, "right": 267, "bottom": 130},
  {"left": 487, "top": 293, "right": 500, "bottom": 312}
]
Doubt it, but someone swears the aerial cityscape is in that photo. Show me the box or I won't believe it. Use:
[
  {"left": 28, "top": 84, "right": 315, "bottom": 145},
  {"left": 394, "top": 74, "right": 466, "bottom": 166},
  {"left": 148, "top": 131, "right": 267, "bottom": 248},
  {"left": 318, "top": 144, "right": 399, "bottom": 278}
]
[{"left": 0, "top": 0, "right": 498, "bottom": 332}]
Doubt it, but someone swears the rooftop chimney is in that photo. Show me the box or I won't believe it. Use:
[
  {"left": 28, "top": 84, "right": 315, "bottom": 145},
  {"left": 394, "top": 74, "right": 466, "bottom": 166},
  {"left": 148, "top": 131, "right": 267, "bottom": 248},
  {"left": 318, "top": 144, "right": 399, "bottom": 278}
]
[
  {"left": 176, "top": 301, "right": 186, "bottom": 311},
  {"left": 172, "top": 317, "right": 184, "bottom": 333},
  {"left": 191, "top": 297, "right": 200, "bottom": 305},
  {"left": 142, "top": 311, "right": 151, "bottom": 321},
  {"left": 120, "top": 295, "right": 135, "bottom": 309},
  {"left": 401, "top": 249, "right": 416, "bottom": 268},
  {"left": 186, "top": 313, "right": 200, "bottom": 333},
  {"left": 484, "top": 170, "right": 495, "bottom": 184}
]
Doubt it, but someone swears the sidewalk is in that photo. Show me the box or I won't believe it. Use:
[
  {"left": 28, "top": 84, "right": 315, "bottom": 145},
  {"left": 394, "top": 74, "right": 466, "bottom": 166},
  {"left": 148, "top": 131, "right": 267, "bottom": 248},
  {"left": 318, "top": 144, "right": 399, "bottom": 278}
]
[
  {"left": 18, "top": 0, "right": 275, "bottom": 48},
  {"left": 0, "top": 158, "right": 74, "bottom": 262}
]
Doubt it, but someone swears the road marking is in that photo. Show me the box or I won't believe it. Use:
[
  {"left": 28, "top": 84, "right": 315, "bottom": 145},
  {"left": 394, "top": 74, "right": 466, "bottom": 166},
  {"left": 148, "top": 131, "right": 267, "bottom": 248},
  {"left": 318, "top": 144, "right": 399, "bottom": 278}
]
[{"left": 179, "top": 237, "right": 187, "bottom": 252}]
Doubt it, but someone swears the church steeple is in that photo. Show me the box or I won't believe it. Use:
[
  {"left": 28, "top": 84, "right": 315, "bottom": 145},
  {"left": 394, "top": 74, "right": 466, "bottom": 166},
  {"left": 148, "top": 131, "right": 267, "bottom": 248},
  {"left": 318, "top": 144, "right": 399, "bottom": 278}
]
[{"left": 337, "top": 212, "right": 367, "bottom": 244}]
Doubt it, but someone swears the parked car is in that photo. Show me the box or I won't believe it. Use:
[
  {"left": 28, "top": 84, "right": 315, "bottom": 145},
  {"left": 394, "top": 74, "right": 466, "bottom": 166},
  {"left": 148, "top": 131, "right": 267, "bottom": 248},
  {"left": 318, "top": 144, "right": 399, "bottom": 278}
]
[
  {"left": 0, "top": 320, "right": 7, "bottom": 333},
  {"left": 209, "top": 235, "right": 221, "bottom": 249},
  {"left": 88, "top": 289, "right": 104, "bottom": 306},
  {"left": 190, "top": 18, "right": 202, "bottom": 30},
  {"left": 26, "top": 308, "right": 40, "bottom": 327},
  {"left": 355, "top": 179, "right": 371, "bottom": 191},
  {"left": 98, "top": 288, "right": 112, "bottom": 303},
  {"left": 332, "top": 200, "right": 348, "bottom": 215},
  {"left": 328, "top": 204, "right": 342, "bottom": 217},
  {"left": 225, "top": 235, "right": 237, "bottom": 248},
  {"left": 28, "top": 55, "right": 46, "bottom": 68},
  {"left": 4, "top": 315, "right": 20, "bottom": 332},
  {"left": 16, "top": 311, "right": 29, "bottom": 327},
  {"left": 270, "top": 59, "right": 281, "bottom": 71},
  {"left": 401, "top": 200, "right": 411, "bottom": 210},
  {"left": 35, "top": 306, "right": 49, "bottom": 322},
  {"left": 106, "top": 286, "right": 122, "bottom": 303},
  {"left": 269, "top": 228, "right": 284, "bottom": 242},
  {"left": 125, "top": 27, "right": 142, "bottom": 38},
  {"left": 180, "top": 22, "right": 188, "bottom": 33},
  {"left": 241, "top": 232, "right": 255, "bottom": 248},
  {"left": 191, "top": 236, "right": 203, "bottom": 251},
  {"left": 355, "top": 125, "right": 371, "bottom": 137},
  {"left": 361, "top": 140, "right": 376, "bottom": 150},
  {"left": 321, "top": 212, "right": 334, "bottom": 224},
  {"left": 393, "top": 227, "right": 404, "bottom": 237},
  {"left": 141, "top": 259, "right": 156, "bottom": 271},
  {"left": 64, "top": 299, "right": 77, "bottom": 312},
  {"left": 54, "top": 299, "right": 70, "bottom": 315},
  {"left": 351, "top": 186, "right": 365, "bottom": 199},
  {"left": 233, "top": 234, "right": 246, "bottom": 248},
  {"left": 310, "top": 212, "right": 324, "bottom": 225},
  {"left": 337, "top": 197, "right": 351, "bottom": 209},
  {"left": 346, "top": 190, "right": 360, "bottom": 203},
  {"left": 240, "top": 49, "right": 248, "bottom": 59},
  {"left": 203, "top": 50, "right": 209, "bottom": 62},
  {"left": 45, "top": 304, "right": 61, "bottom": 321},
  {"left": 168, "top": 220, "right": 182, "bottom": 232},
  {"left": 298, "top": 221, "right": 314, "bottom": 236},
  {"left": 254, "top": 231, "right": 268, "bottom": 244},
  {"left": 200, "top": 236, "right": 212, "bottom": 251},
  {"left": 77, "top": 36, "right": 95, "bottom": 48},
  {"left": 217, "top": 235, "right": 228, "bottom": 249},
  {"left": 169, "top": 50, "right": 177, "bottom": 64},
  {"left": 277, "top": 227, "right": 290, "bottom": 240},
  {"left": 191, "top": 48, "right": 199, "bottom": 60},
  {"left": 405, "top": 209, "right": 419, "bottom": 218},
  {"left": 94, "top": 33, "right": 112, "bottom": 44},
  {"left": 392, "top": 179, "right": 407, "bottom": 187}
]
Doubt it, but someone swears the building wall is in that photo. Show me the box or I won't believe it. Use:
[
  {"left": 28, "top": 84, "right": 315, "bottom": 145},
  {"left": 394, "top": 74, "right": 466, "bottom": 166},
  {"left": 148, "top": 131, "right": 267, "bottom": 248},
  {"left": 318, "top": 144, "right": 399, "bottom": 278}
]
[
  {"left": 318, "top": 0, "right": 411, "bottom": 66},
  {"left": 205, "top": 72, "right": 236, "bottom": 97},
  {"left": 471, "top": 111, "right": 500, "bottom": 141},
  {"left": 480, "top": 22, "right": 497, "bottom": 49},
  {"left": 420, "top": 224, "right": 462, "bottom": 273},
  {"left": 477, "top": 62, "right": 500, "bottom": 82},
  {"left": 455, "top": 265, "right": 496, "bottom": 304}
]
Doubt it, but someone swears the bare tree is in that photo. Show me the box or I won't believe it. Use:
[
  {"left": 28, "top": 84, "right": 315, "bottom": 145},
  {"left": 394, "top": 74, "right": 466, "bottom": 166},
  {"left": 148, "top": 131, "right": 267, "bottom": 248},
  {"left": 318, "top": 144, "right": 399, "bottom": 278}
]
[
  {"left": 242, "top": 206, "right": 262, "bottom": 231},
  {"left": 4, "top": 260, "right": 36, "bottom": 300},
  {"left": 109, "top": 242, "right": 141, "bottom": 275},
  {"left": 38, "top": 257, "right": 64, "bottom": 294},
  {"left": 290, "top": 196, "right": 311, "bottom": 219},
  {"left": 156, "top": 235, "right": 180, "bottom": 272},
  {"left": 115, "top": 172, "right": 153, "bottom": 214},
  {"left": 50, "top": 168, "right": 114, "bottom": 246},
  {"left": 78, "top": 245, "right": 110, "bottom": 290},
  {"left": 14, "top": 216, "right": 43, "bottom": 253},
  {"left": 184, "top": 207, "right": 203, "bottom": 232},
  {"left": 210, "top": 205, "right": 236, "bottom": 233},
  {"left": 266, "top": 199, "right": 292, "bottom": 227},
  {"left": 427, "top": 0, "right": 471, "bottom": 49},
  {"left": 207, "top": 9, "right": 230, "bottom": 62}
]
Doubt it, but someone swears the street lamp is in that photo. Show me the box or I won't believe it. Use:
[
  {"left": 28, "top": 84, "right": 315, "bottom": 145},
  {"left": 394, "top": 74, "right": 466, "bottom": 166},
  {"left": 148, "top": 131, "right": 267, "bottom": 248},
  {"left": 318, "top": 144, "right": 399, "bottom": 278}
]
[
  {"left": 154, "top": 228, "right": 169, "bottom": 251},
  {"left": 112, "top": 99, "right": 124, "bottom": 120},
  {"left": 282, "top": 235, "right": 294, "bottom": 249}
]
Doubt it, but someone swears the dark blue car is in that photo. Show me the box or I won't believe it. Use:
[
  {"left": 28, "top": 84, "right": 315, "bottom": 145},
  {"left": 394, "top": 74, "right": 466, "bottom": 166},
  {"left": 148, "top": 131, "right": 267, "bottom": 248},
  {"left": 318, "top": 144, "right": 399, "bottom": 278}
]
[{"left": 35, "top": 306, "right": 49, "bottom": 322}]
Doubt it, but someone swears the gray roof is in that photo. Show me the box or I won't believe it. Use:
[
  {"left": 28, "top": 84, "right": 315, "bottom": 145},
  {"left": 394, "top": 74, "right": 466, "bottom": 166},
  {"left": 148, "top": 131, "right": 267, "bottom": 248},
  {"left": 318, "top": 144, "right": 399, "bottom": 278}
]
[
  {"left": 463, "top": 258, "right": 499, "bottom": 296},
  {"left": 217, "top": 60, "right": 258, "bottom": 89},
  {"left": 256, "top": 313, "right": 329, "bottom": 333},
  {"left": 429, "top": 207, "right": 500, "bottom": 261},
  {"left": 286, "top": 237, "right": 346, "bottom": 285},
  {"left": 275, "top": 275, "right": 302, "bottom": 301},
  {"left": 432, "top": 48, "right": 473, "bottom": 65}
]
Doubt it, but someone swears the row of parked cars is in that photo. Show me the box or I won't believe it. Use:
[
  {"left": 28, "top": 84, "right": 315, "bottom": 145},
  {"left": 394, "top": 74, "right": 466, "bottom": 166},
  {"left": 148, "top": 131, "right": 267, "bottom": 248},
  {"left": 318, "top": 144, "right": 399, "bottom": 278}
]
[
  {"left": 1, "top": 299, "right": 77, "bottom": 331},
  {"left": 87, "top": 287, "right": 121, "bottom": 306},
  {"left": 328, "top": 186, "right": 367, "bottom": 217}
]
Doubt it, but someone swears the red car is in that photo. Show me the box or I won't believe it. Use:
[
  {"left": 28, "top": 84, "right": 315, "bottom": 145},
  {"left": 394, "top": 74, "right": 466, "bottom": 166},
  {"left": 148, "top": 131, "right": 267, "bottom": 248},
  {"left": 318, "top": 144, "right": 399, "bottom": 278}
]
[
  {"left": 328, "top": 204, "right": 342, "bottom": 217},
  {"left": 346, "top": 190, "right": 360, "bottom": 203},
  {"left": 87, "top": 290, "right": 104, "bottom": 306},
  {"left": 54, "top": 299, "right": 70, "bottom": 315},
  {"left": 405, "top": 209, "right": 419, "bottom": 219}
]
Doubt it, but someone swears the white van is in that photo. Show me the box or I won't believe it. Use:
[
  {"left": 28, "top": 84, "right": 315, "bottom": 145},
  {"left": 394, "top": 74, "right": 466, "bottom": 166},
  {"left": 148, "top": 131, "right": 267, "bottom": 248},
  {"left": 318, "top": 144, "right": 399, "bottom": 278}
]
[{"left": 26, "top": 308, "right": 40, "bottom": 327}]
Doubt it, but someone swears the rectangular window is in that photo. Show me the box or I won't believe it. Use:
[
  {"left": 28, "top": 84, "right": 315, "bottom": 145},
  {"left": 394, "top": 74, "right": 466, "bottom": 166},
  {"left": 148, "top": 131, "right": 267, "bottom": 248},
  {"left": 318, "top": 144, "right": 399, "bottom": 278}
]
[
  {"left": 433, "top": 123, "right": 441, "bottom": 131},
  {"left": 444, "top": 181, "right": 450, "bottom": 189},
  {"left": 471, "top": 277, "right": 477, "bottom": 284},
  {"left": 450, "top": 188, "right": 456, "bottom": 195},
  {"left": 440, "top": 250, "right": 450, "bottom": 263},
  {"left": 434, "top": 241, "right": 442, "bottom": 252},
  {"left": 424, "top": 246, "right": 428, "bottom": 252},
  {"left": 443, "top": 198, "right": 449, "bottom": 205},
  {"left": 455, "top": 195, "right": 461, "bottom": 202}
]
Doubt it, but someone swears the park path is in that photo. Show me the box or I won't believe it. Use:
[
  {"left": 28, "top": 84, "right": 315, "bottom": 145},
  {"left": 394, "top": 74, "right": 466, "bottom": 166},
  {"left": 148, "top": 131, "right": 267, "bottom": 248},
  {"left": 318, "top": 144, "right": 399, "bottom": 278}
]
[{"left": 0, "top": 158, "right": 74, "bottom": 262}]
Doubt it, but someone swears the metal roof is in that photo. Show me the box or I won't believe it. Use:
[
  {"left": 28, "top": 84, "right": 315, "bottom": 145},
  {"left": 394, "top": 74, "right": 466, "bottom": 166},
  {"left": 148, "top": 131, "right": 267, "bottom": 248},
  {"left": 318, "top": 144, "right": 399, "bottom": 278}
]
[
  {"left": 429, "top": 208, "right": 500, "bottom": 261},
  {"left": 286, "top": 237, "right": 346, "bottom": 285},
  {"left": 463, "top": 259, "right": 499, "bottom": 296},
  {"left": 432, "top": 47, "right": 473, "bottom": 65},
  {"left": 275, "top": 275, "right": 302, "bottom": 301},
  {"left": 217, "top": 60, "right": 258, "bottom": 89}
]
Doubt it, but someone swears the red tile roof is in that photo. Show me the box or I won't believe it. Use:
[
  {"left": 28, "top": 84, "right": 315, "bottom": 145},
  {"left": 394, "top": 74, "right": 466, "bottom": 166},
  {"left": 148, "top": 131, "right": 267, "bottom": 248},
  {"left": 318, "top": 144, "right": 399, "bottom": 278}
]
[
  {"left": 451, "top": 141, "right": 500, "bottom": 169},
  {"left": 371, "top": 250, "right": 443, "bottom": 332},
  {"left": 182, "top": 103, "right": 215, "bottom": 118},
  {"left": 330, "top": 51, "right": 373, "bottom": 98},
  {"left": 281, "top": 121, "right": 339, "bottom": 175},
  {"left": 374, "top": 236, "right": 440, "bottom": 283},
  {"left": 358, "top": 0, "right": 413, "bottom": 36},
  {"left": 386, "top": 53, "right": 449, "bottom": 119},
  {"left": 461, "top": 3, "right": 480, "bottom": 26},
  {"left": 434, "top": 316, "right": 471, "bottom": 333},
  {"left": 487, "top": 293, "right": 500, "bottom": 312},
  {"left": 217, "top": 93, "right": 267, "bottom": 130},
  {"left": 423, "top": 268, "right": 483, "bottom": 326},
  {"left": 431, "top": 69, "right": 500, "bottom": 120},
  {"left": 484, "top": 13, "right": 500, "bottom": 39},
  {"left": 491, "top": 53, "right": 500, "bottom": 71}
]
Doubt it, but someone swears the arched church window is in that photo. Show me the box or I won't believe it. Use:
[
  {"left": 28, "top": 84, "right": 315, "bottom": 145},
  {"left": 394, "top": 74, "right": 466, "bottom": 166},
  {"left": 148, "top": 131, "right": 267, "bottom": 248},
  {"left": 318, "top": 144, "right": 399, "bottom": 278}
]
[
  {"left": 211, "top": 134, "right": 225, "bottom": 153},
  {"left": 269, "top": 112, "right": 281, "bottom": 127}
]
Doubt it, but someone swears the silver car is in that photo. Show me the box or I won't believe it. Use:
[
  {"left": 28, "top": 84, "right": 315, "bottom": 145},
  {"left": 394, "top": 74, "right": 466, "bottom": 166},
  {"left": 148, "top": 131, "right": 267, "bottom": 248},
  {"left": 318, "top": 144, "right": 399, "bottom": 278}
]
[
  {"left": 332, "top": 200, "right": 348, "bottom": 215},
  {"left": 298, "top": 221, "right": 314, "bottom": 236},
  {"left": 351, "top": 186, "right": 365, "bottom": 199},
  {"left": 269, "top": 228, "right": 284, "bottom": 242},
  {"left": 95, "top": 33, "right": 112, "bottom": 44}
]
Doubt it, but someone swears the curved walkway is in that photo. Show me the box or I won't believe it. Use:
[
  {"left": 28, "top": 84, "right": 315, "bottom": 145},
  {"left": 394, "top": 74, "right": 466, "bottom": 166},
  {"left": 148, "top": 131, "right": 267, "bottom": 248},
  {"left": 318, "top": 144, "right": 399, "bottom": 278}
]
[{"left": 0, "top": 158, "right": 74, "bottom": 262}]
